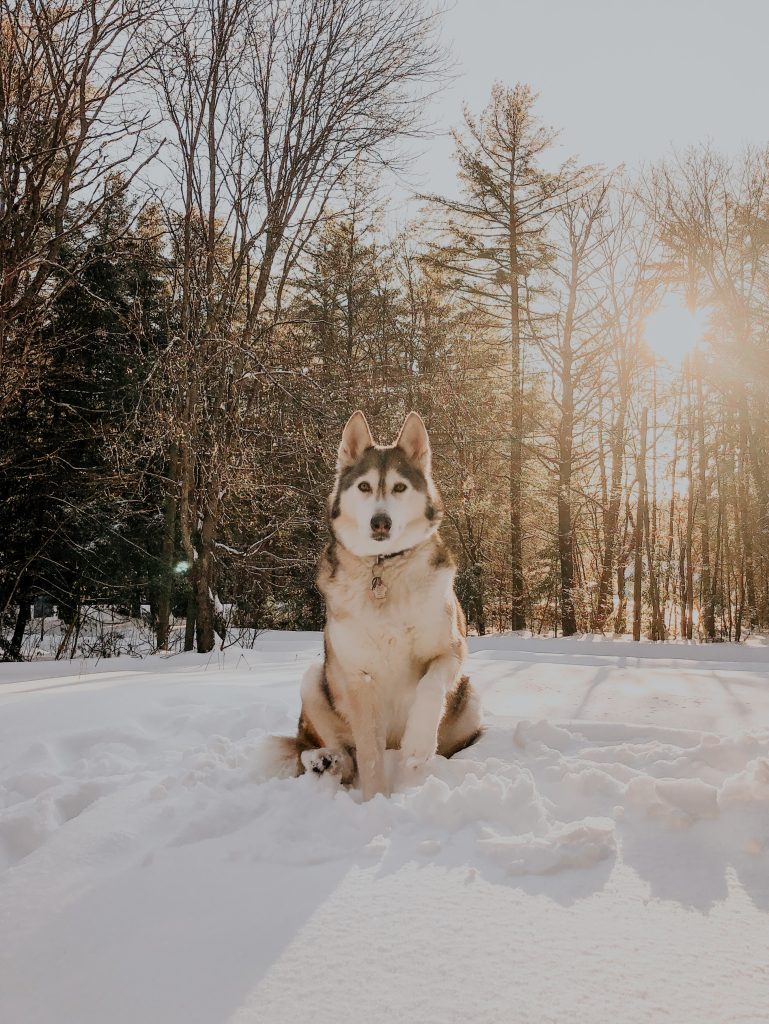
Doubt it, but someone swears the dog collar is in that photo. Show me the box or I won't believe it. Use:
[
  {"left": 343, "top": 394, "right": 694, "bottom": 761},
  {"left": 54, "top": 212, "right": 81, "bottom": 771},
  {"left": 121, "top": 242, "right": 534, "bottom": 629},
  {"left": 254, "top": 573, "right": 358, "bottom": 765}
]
[{"left": 374, "top": 548, "right": 410, "bottom": 564}]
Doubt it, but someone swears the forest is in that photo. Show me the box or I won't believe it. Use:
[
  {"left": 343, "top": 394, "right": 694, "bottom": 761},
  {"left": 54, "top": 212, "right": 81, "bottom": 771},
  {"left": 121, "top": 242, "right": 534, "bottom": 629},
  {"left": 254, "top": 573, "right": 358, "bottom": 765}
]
[{"left": 2, "top": 0, "right": 769, "bottom": 657}]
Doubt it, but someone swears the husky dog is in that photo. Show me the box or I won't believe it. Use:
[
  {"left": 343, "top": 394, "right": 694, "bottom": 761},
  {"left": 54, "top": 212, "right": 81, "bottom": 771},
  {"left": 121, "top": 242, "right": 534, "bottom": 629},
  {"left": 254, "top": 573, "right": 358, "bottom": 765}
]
[{"left": 275, "top": 410, "right": 482, "bottom": 800}]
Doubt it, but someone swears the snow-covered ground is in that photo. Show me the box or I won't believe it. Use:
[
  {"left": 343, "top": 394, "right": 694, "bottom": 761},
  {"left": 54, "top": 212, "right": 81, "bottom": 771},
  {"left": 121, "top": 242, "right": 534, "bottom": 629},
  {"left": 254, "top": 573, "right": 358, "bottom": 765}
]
[{"left": 1, "top": 633, "right": 768, "bottom": 1024}]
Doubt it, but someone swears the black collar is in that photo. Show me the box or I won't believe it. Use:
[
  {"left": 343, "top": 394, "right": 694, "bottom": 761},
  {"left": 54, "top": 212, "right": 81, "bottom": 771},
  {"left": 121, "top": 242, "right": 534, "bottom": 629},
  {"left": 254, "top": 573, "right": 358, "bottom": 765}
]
[{"left": 374, "top": 548, "right": 411, "bottom": 565}]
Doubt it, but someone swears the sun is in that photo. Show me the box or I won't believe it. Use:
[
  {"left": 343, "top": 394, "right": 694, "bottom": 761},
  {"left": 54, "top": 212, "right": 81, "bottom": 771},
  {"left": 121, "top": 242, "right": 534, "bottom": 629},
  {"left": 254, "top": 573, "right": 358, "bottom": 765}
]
[{"left": 644, "top": 295, "right": 709, "bottom": 367}]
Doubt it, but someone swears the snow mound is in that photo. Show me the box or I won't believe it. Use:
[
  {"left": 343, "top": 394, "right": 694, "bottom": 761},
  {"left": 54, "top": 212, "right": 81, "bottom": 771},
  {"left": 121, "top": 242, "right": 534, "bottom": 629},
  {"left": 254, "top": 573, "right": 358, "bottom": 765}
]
[{"left": 3, "top": 707, "right": 768, "bottom": 884}]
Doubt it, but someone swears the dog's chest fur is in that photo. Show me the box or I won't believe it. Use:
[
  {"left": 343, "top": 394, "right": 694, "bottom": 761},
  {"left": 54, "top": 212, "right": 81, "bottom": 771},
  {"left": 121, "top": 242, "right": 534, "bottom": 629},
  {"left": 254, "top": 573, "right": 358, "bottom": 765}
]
[{"left": 318, "top": 539, "right": 463, "bottom": 731}]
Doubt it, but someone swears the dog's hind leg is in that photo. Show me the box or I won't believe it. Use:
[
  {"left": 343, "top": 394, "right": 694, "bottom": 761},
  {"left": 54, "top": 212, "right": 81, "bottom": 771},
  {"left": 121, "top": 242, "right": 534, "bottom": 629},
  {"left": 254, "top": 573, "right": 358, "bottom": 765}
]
[
  {"left": 297, "top": 663, "right": 355, "bottom": 784},
  {"left": 437, "top": 675, "right": 484, "bottom": 758}
]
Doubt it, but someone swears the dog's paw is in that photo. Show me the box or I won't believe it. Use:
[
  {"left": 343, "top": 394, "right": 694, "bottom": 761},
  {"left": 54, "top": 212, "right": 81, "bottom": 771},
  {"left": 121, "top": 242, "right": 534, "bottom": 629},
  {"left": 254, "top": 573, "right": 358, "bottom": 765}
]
[
  {"left": 400, "top": 743, "right": 437, "bottom": 772},
  {"left": 301, "top": 747, "right": 350, "bottom": 779}
]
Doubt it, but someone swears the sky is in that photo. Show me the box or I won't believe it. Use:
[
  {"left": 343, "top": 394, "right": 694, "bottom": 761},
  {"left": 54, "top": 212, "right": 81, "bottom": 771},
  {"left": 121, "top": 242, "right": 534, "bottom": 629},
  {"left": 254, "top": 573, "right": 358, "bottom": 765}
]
[{"left": 402, "top": 0, "right": 769, "bottom": 201}]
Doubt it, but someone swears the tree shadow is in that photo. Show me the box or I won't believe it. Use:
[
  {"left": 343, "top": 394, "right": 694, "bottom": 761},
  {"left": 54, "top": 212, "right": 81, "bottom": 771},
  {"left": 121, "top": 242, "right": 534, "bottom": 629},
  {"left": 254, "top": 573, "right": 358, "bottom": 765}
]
[{"left": 618, "top": 807, "right": 769, "bottom": 914}]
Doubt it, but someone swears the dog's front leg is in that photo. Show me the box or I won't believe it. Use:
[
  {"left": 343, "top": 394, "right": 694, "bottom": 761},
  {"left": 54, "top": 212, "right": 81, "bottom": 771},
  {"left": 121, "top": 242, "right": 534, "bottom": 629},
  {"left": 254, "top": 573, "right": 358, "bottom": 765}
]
[
  {"left": 346, "top": 672, "right": 387, "bottom": 800},
  {"left": 400, "top": 654, "right": 461, "bottom": 769}
]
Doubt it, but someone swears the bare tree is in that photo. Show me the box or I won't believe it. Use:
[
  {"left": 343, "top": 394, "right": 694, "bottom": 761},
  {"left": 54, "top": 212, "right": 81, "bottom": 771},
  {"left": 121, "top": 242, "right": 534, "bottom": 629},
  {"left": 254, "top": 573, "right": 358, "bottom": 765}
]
[
  {"left": 645, "top": 145, "right": 769, "bottom": 632},
  {"left": 142, "top": 0, "right": 446, "bottom": 650},
  {"left": 535, "top": 178, "right": 610, "bottom": 634},
  {"left": 591, "top": 189, "right": 659, "bottom": 631},
  {"left": 0, "top": 0, "right": 161, "bottom": 422}
]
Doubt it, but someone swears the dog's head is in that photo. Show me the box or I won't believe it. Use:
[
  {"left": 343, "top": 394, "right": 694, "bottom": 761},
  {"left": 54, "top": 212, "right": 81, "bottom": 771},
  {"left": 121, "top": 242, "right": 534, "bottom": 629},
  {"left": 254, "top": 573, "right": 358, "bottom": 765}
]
[{"left": 328, "top": 411, "right": 443, "bottom": 557}]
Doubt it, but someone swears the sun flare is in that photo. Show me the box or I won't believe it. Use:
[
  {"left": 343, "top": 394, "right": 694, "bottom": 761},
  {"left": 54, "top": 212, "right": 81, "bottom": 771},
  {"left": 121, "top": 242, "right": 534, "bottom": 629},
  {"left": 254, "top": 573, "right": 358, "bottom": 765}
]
[{"left": 643, "top": 296, "right": 709, "bottom": 367}]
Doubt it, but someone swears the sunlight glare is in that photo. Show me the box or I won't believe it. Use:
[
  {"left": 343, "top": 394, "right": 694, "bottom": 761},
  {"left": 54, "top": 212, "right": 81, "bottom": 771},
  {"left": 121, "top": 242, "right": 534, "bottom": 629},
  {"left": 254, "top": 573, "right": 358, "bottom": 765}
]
[{"left": 644, "top": 297, "right": 708, "bottom": 367}]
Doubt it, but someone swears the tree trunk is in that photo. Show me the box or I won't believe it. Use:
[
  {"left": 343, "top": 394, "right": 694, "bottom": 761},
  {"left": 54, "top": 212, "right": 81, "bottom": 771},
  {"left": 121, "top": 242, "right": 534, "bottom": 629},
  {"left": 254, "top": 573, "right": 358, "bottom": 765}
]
[
  {"left": 7, "top": 595, "right": 30, "bottom": 661},
  {"left": 697, "top": 367, "right": 715, "bottom": 639},
  {"left": 678, "top": 526, "right": 688, "bottom": 639},
  {"left": 557, "top": 259, "right": 578, "bottom": 636},
  {"left": 665, "top": 386, "right": 683, "bottom": 635},
  {"left": 685, "top": 372, "right": 695, "bottom": 640},
  {"left": 737, "top": 395, "right": 758, "bottom": 628},
  {"left": 184, "top": 593, "right": 196, "bottom": 652},
  {"left": 633, "top": 407, "right": 648, "bottom": 642},
  {"left": 615, "top": 558, "right": 627, "bottom": 635},
  {"left": 644, "top": 492, "right": 664, "bottom": 639},
  {"left": 594, "top": 398, "right": 628, "bottom": 631},
  {"left": 508, "top": 176, "right": 525, "bottom": 631},
  {"left": 156, "top": 445, "right": 179, "bottom": 651},
  {"left": 194, "top": 501, "right": 218, "bottom": 653}
]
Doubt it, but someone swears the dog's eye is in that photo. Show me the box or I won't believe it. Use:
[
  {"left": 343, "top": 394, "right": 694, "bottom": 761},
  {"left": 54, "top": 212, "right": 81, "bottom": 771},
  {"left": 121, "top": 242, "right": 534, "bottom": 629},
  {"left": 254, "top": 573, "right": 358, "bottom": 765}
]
[
  {"left": 393, "top": 482, "right": 407, "bottom": 493},
  {"left": 358, "top": 481, "right": 372, "bottom": 493}
]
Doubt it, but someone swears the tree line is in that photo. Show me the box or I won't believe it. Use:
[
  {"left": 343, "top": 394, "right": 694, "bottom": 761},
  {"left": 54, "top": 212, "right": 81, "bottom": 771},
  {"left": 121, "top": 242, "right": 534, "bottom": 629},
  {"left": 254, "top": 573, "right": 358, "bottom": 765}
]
[{"left": 2, "top": 0, "right": 768, "bottom": 657}]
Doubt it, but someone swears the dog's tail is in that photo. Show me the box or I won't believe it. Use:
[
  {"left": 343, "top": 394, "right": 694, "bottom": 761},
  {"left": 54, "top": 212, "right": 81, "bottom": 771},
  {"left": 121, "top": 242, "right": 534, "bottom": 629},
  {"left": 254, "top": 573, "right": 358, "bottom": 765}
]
[{"left": 255, "top": 734, "right": 301, "bottom": 780}]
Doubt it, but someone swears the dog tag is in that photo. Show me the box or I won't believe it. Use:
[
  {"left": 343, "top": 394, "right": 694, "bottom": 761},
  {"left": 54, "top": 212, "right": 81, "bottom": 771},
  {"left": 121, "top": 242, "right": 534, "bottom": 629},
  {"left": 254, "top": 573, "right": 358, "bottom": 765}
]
[{"left": 371, "top": 576, "right": 387, "bottom": 599}]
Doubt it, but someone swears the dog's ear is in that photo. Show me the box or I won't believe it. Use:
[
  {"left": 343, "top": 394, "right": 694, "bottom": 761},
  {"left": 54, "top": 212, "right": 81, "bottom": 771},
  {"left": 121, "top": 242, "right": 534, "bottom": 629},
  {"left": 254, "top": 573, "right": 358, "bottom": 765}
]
[
  {"left": 396, "top": 411, "right": 431, "bottom": 472},
  {"left": 337, "top": 410, "right": 374, "bottom": 470}
]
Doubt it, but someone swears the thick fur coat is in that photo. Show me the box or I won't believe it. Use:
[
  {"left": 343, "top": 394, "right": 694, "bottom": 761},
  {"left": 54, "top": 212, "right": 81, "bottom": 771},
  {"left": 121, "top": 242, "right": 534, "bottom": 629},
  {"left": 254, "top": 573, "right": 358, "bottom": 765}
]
[{"left": 277, "top": 411, "right": 482, "bottom": 799}]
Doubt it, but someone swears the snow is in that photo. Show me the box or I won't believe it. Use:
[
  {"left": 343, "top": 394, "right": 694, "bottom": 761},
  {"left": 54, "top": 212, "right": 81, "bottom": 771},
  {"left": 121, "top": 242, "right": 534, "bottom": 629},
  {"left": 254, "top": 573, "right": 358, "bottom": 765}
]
[{"left": 1, "top": 634, "right": 768, "bottom": 1024}]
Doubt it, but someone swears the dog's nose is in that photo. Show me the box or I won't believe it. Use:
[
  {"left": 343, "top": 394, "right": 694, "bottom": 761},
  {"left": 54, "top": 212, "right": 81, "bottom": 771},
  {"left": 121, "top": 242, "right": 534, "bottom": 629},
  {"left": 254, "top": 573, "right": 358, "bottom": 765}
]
[{"left": 370, "top": 512, "right": 392, "bottom": 537}]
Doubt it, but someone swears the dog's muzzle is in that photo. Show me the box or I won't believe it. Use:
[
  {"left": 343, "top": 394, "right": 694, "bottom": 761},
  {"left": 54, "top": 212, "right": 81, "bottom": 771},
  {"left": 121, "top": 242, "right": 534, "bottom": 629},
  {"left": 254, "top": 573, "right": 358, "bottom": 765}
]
[{"left": 370, "top": 512, "right": 392, "bottom": 541}]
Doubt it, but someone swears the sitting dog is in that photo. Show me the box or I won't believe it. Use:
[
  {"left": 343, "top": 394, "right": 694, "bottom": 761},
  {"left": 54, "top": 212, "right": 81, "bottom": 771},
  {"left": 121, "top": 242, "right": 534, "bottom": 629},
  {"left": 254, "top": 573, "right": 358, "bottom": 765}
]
[{"left": 276, "top": 410, "right": 482, "bottom": 799}]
